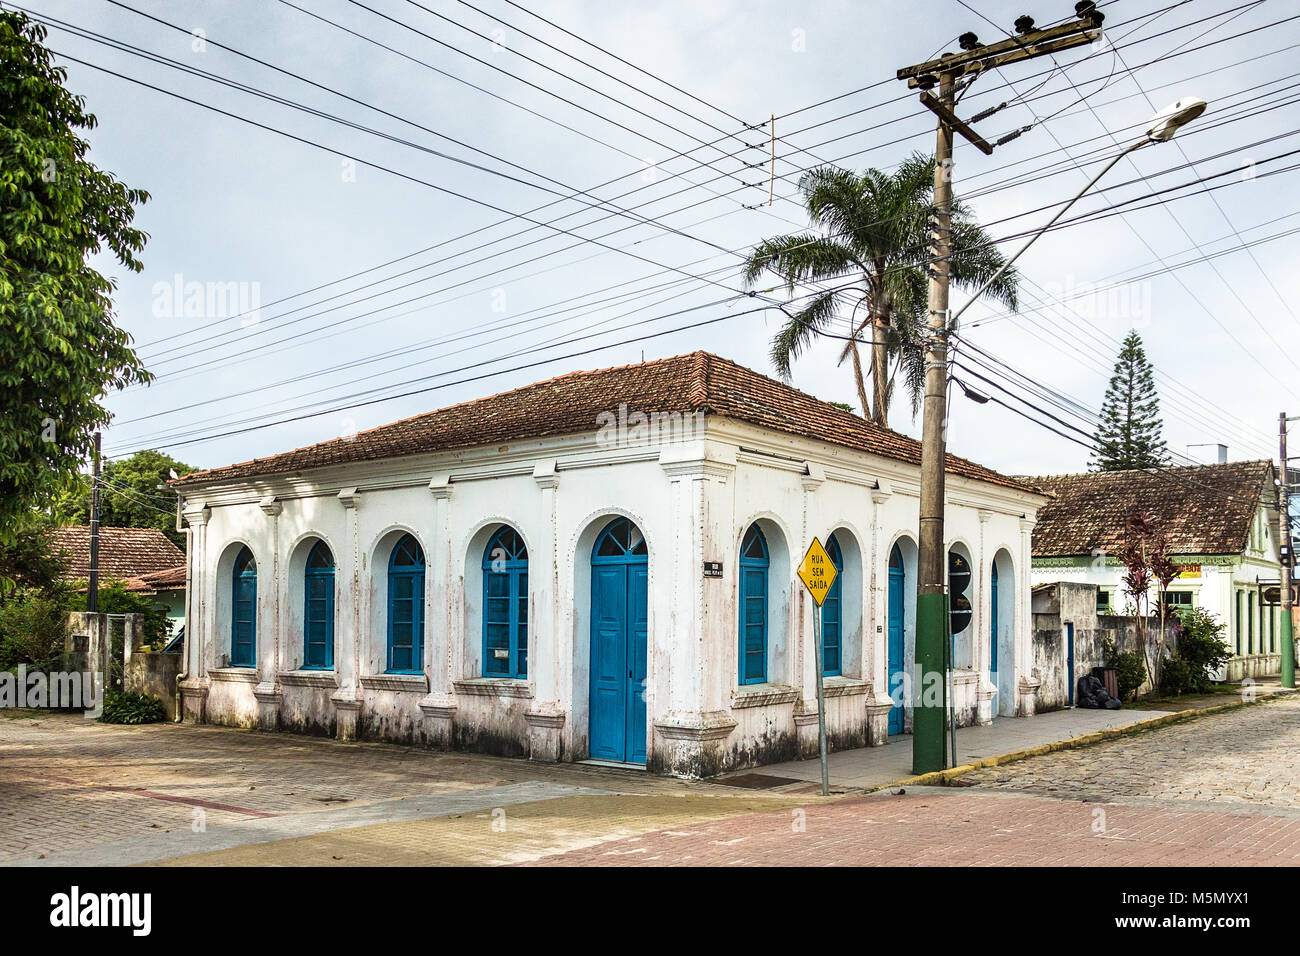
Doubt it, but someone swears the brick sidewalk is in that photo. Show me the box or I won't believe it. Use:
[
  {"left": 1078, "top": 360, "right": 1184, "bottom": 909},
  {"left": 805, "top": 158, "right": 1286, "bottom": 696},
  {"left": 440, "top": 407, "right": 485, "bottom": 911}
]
[{"left": 0, "top": 711, "right": 771, "bottom": 865}]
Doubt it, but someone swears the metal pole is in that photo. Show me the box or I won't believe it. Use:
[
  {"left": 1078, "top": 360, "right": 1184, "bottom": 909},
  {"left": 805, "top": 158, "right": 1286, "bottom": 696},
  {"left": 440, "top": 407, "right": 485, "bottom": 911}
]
[
  {"left": 914, "top": 65, "right": 954, "bottom": 775},
  {"left": 812, "top": 611, "right": 829, "bottom": 796},
  {"left": 88, "top": 431, "right": 101, "bottom": 614},
  {"left": 1281, "top": 412, "right": 1295, "bottom": 688}
]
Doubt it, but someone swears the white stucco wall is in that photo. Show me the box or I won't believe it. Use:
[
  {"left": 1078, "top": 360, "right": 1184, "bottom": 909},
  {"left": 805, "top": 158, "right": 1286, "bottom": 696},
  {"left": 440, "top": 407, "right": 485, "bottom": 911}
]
[{"left": 177, "top": 416, "right": 1045, "bottom": 775}]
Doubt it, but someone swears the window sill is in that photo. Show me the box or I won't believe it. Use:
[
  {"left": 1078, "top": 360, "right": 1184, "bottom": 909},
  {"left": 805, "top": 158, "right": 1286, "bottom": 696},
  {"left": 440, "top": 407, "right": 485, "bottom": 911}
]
[
  {"left": 821, "top": 676, "right": 872, "bottom": 698},
  {"left": 360, "top": 673, "right": 429, "bottom": 693},
  {"left": 731, "top": 683, "right": 799, "bottom": 709},
  {"left": 453, "top": 677, "right": 534, "bottom": 699},
  {"left": 209, "top": 667, "right": 259, "bottom": 684},
  {"left": 280, "top": 670, "right": 340, "bottom": 689}
]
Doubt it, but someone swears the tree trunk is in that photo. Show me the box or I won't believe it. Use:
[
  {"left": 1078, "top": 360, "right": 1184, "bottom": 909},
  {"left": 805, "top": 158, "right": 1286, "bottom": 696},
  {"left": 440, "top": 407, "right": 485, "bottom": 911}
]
[
  {"left": 848, "top": 341, "right": 871, "bottom": 419},
  {"left": 871, "top": 313, "right": 889, "bottom": 428}
]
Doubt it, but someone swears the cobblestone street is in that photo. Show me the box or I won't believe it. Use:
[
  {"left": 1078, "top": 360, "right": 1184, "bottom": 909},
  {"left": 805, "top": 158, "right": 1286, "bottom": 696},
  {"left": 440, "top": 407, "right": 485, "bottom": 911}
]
[
  {"left": 4, "top": 696, "right": 1298, "bottom": 866},
  {"left": 961, "top": 695, "right": 1300, "bottom": 809}
]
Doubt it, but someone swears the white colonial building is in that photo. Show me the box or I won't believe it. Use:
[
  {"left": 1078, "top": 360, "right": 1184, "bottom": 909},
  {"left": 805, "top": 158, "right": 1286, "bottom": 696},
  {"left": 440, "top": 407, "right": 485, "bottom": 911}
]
[
  {"left": 1029, "top": 460, "right": 1288, "bottom": 681},
  {"left": 173, "top": 352, "right": 1048, "bottom": 776}
]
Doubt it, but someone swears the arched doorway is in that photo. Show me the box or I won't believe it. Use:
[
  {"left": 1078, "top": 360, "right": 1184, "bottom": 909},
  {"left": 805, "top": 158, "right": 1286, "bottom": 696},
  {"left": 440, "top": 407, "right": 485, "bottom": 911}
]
[
  {"left": 887, "top": 542, "right": 906, "bottom": 734},
  {"left": 589, "top": 517, "right": 649, "bottom": 764}
]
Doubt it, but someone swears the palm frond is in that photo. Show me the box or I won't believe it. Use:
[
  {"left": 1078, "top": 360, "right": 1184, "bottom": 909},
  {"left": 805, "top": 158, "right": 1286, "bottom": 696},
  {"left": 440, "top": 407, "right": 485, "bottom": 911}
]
[
  {"left": 769, "top": 288, "right": 845, "bottom": 379},
  {"left": 742, "top": 234, "right": 861, "bottom": 294}
]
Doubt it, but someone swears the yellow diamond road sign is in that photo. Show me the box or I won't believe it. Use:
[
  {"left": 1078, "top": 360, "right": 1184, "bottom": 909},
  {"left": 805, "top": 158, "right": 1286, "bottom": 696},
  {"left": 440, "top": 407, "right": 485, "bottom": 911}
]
[{"left": 797, "top": 537, "right": 838, "bottom": 607}]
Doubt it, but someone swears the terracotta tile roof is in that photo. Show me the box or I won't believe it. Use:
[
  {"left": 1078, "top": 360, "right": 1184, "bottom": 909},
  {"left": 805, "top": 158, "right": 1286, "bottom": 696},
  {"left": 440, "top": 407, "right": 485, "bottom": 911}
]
[
  {"left": 1028, "top": 460, "right": 1274, "bottom": 558},
  {"left": 48, "top": 526, "right": 186, "bottom": 582},
  {"left": 123, "top": 565, "right": 187, "bottom": 594},
  {"left": 175, "top": 352, "right": 1040, "bottom": 494}
]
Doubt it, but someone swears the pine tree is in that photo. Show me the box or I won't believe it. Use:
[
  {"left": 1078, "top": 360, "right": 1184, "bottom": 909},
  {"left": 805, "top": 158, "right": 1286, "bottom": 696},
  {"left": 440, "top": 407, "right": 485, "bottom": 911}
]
[{"left": 1091, "top": 331, "right": 1168, "bottom": 471}]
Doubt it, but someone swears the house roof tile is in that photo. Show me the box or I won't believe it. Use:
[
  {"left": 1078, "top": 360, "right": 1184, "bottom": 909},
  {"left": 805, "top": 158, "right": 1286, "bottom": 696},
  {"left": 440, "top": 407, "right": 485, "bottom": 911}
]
[
  {"left": 175, "top": 351, "right": 1039, "bottom": 494},
  {"left": 48, "top": 527, "right": 185, "bottom": 582},
  {"left": 1027, "top": 460, "right": 1274, "bottom": 558},
  {"left": 123, "top": 565, "right": 188, "bottom": 594}
]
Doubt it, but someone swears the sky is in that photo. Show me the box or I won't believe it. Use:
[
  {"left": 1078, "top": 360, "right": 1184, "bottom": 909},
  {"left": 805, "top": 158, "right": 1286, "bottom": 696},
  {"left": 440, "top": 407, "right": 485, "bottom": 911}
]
[{"left": 18, "top": 0, "right": 1300, "bottom": 477}]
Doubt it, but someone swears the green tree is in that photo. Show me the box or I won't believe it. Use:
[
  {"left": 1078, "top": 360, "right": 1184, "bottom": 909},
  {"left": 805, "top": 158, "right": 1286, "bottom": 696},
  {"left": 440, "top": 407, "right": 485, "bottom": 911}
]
[
  {"left": 1091, "top": 330, "right": 1167, "bottom": 471},
  {"left": 742, "top": 155, "right": 1017, "bottom": 426},
  {"left": 61, "top": 449, "right": 192, "bottom": 548},
  {"left": 0, "top": 510, "right": 67, "bottom": 597},
  {"left": 0, "top": 11, "right": 151, "bottom": 541}
]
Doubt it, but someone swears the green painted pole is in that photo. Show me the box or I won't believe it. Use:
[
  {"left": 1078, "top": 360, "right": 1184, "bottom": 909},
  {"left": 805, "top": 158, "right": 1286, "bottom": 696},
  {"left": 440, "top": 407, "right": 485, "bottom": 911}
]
[{"left": 914, "top": 592, "right": 947, "bottom": 773}]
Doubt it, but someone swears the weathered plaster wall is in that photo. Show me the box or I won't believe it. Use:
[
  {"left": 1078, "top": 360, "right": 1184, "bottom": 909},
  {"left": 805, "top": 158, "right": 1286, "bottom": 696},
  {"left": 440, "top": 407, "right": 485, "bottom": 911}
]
[{"left": 179, "top": 417, "right": 1045, "bottom": 776}]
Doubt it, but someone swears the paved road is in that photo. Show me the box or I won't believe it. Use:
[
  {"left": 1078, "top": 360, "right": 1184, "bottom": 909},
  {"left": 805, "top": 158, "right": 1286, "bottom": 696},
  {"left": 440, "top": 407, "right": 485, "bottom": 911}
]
[
  {"left": 962, "top": 694, "right": 1300, "bottom": 809},
  {"left": 535, "top": 697, "right": 1300, "bottom": 866},
  {"left": 6, "top": 696, "right": 1298, "bottom": 866},
  {"left": 0, "top": 710, "right": 801, "bottom": 866}
]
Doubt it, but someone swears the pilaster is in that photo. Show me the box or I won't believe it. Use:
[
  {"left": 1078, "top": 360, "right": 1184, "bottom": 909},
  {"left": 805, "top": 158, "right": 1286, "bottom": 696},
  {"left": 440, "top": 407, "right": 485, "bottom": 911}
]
[{"left": 335, "top": 488, "right": 363, "bottom": 739}]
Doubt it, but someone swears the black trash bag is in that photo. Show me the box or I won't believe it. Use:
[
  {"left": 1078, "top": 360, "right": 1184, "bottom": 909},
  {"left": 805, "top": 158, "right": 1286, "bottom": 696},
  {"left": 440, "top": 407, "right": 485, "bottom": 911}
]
[
  {"left": 1076, "top": 674, "right": 1106, "bottom": 708},
  {"left": 1077, "top": 674, "right": 1122, "bottom": 709}
]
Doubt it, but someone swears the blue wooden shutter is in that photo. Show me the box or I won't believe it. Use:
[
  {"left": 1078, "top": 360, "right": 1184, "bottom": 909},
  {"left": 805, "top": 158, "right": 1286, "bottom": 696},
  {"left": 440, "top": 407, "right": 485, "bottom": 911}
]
[
  {"left": 821, "top": 535, "right": 843, "bottom": 676},
  {"left": 232, "top": 548, "right": 256, "bottom": 667}
]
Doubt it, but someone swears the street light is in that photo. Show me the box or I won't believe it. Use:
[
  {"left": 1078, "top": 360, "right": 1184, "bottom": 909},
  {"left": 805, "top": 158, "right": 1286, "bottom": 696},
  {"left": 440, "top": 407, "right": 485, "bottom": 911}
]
[
  {"left": 950, "top": 97, "right": 1208, "bottom": 327},
  {"left": 1147, "top": 97, "right": 1208, "bottom": 142}
]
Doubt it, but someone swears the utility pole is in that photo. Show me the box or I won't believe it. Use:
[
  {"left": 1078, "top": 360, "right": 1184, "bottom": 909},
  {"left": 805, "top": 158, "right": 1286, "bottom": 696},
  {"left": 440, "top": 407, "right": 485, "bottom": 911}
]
[
  {"left": 88, "top": 431, "right": 101, "bottom": 614},
  {"left": 1281, "top": 413, "right": 1295, "bottom": 689},
  {"left": 896, "top": 3, "right": 1104, "bottom": 774}
]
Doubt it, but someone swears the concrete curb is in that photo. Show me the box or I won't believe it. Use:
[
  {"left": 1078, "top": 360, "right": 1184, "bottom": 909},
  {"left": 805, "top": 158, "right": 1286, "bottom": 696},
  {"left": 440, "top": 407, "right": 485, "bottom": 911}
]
[{"left": 864, "top": 690, "right": 1291, "bottom": 793}]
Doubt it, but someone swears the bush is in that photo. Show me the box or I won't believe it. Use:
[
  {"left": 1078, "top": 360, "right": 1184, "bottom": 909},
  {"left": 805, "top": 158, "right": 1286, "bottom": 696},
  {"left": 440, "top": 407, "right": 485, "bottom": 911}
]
[
  {"left": 1159, "top": 654, "right": 1194, "bottom": 696},
  {"left": 0, "top": 588, "right": 71, "bottom": 673},
  {"left": 1102, "top": 637, "right": 1148, "bottom": 701},
  {"left": 1174, "top": 608, "right": 1232, "bottom": 693},
  {"left": 99, "top": 690, "right": 167, "bottom": 724}
]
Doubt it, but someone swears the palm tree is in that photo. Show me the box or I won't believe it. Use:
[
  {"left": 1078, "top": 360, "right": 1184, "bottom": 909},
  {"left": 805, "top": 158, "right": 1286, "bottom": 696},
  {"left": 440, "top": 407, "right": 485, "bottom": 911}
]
[{"left": 742, "top": 153, "right": 1019, "bottom": 427}]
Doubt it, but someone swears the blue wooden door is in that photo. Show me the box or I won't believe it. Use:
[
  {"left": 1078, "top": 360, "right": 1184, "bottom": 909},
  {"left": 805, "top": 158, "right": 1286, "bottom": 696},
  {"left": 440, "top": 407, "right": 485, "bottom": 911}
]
[
  {"left": 1066, "top": 622, "right": 1076, "bottom": 706},
  {"left": 989, "top": 562, "right": 999, "bottom": 676},
  {"left": 628, "top": 565, "right": 648, "bottom": 765},
  {"left": 887, "top": 544, "right": 905, "bottom": 735},
  {"left": 589, "top": 519, "right": 648, "bottom": 764}
]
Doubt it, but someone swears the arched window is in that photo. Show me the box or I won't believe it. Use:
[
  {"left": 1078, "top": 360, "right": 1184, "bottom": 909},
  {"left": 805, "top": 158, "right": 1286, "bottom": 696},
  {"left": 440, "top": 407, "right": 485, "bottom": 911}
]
[
  {"left": 739, "top": 524, "right": 769, "bottom": 685},
  {"left": 303, "top": 541, "right": 335, "bottom": 670},
  {"left": 483, "top": 526, "right": 528, "bottom": 678},
  {"left": 231, "top": 546, "right": 257, "bottom": 668},
  {"left": 821, "top": 534, "right": 843, "bottom": 676},
  {"left": 387, "top": 534, "right": 425, "bottom": 674},
  {"left": 595, "top": 517, "right": 648, "bottom": 558}
]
